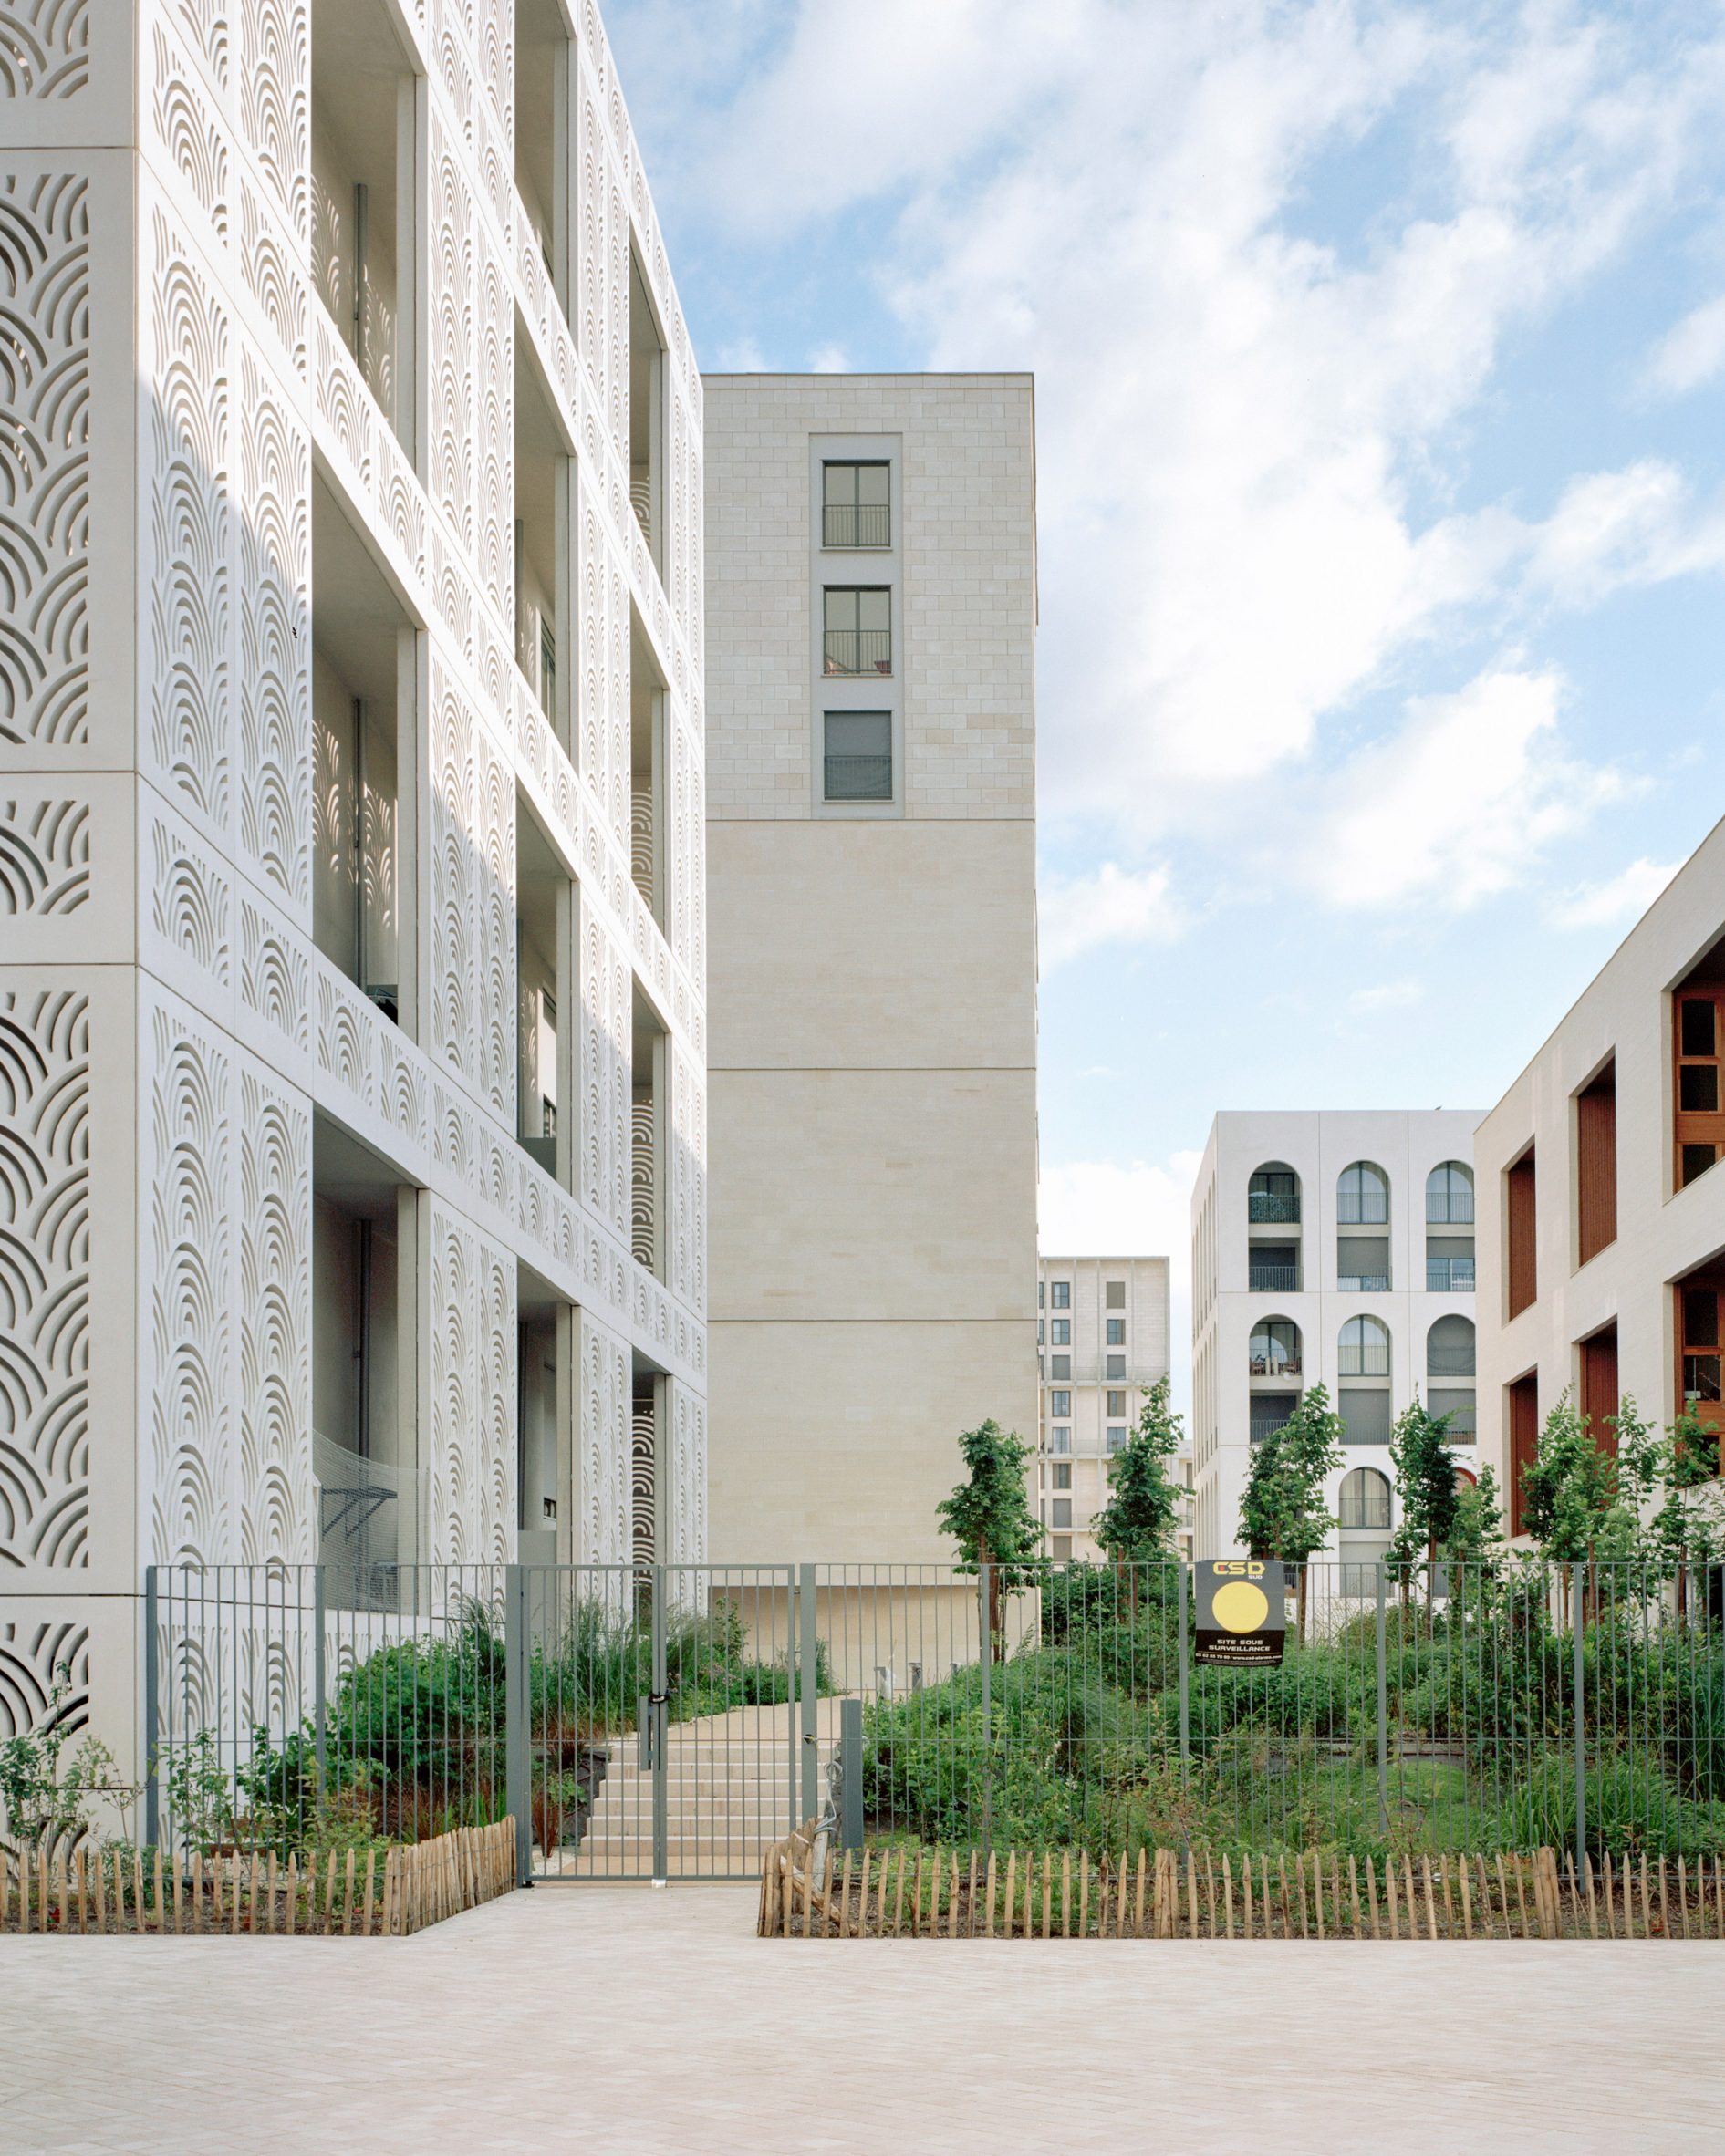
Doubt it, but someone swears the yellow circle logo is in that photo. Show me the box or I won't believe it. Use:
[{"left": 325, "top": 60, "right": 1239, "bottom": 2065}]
[{"left": 1212, "top": 1581, "right": 1270, "bottom": 1633}]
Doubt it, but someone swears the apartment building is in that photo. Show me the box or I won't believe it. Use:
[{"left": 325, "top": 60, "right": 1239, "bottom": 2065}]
[
  {"left": 0, "top": 1, "right": 704, "bottom": 1763},
  {"left": 1190, "top": 1112, "right": 1482, "bottom": 1570},
  {"left": 703, "top": 376, "right": 1038, "bottom": 1560},
  {"left": 1478, "top": 817, "right": 1725, "bottom": 1529},
  {"left": 1036, "top": 1257, "right": 1177, "bottom": 1562}
]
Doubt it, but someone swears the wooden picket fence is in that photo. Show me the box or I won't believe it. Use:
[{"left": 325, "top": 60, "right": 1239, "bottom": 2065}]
[
  {"left": 762, "top": 1829, "right": 1725, "bottom": 1941},
  {"left": 0, "top": 1818, "right": 517, "bottom": 1938}
]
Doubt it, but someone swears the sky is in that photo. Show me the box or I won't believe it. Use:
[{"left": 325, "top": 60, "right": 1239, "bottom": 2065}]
[{"left": 608, "top": 0, "right": 1725, "bottom": 1390}]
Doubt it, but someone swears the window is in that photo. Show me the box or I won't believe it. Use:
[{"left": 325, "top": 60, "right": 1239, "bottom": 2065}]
[
  {"left": 1250, "top": 1317, "right": 1301, "bottom": 1375},
  {"left": 823, "top": 710, "right": 891, "bottom": 803},
  {"left": 1050, "top": 1319, "right": 1070, "bottom": 1346},
  {"left": 1050, "top": 1355, "right": 1071, "bottom": 1380},
  {"left": 1050, "top": 1425, "right": 1071, "bottom": 1454},
  {"left": 822, "top": 461, "right": 889, "bottom": 549},
  {"left": 1507, "top": 1148, "right": 1537, "bottom": 1317},
  {"left": 1336, "top": 1236, "right": 1389, "bottom": 1291},
  {"left": 1576, "top": 1062, "right": 1617, "bottom": 1264},
  {"left": 823, "top": 586, "right": 891, "bottom": 675},
  {"left": 1338, "top": 1314, "right": 1390, "bottom": 1377},
  {"left": 1051, "top": 1498, "right": 1072, "bottom": 1529},
  {"left": 1052, "top": 1535, "right": 1073, "bottom": 1561},
  {"left": 1508, "top": 1372, "right": 1539, "bottom": 1535},
  {"left": 1106, "top": 1390, "right": 1127, "bottom": 1416},
  {"left": 1427, "top": 1315, "right": 1475, "bottom": 1378},
  {"left": 1106, "top": 1354, "right": 1126, "bottom": 1380},
  {"left": 1338, "top": 1389, "right": 1392, "bottom": 1446},
  {"left": 1050, "top": 1391, "right": 1071, "bottom": 1419},
  {"left": 1105, "top": 1280, "right": 1127, "bottom": 1309},
  {"left": 1248, "top": 1163, "right": 1300, "bottom": 1223},
  {"left": 1425, "top": 1162, "right": 1474, "bottom": 1224},
  {"left": 1339, "top": 1467, "right": 1391, "bottom": 1530},
  {"left": 1580, "top": 1323, "right": 1619, "bottom": 1456},
  {"left": 1107, "top": 1426, "right": 1127, "bottom": 1453},
  {"left": 1052, "top": 1462, "right": 1072, "bottom": 1491},
  {"left": 1106, "top": 1318, "right": 1125, "bottom": 1345},
  {"left": 1036, "top": 1320, "right": 1044, "bottom": 1345},
  {"left": 1429, "top": 1389, "right": 1476, "bottom": 1440},
  {"left": 1248, "top": 1244, "right": 1300, "bottom": 1291},
  {"left": 1051, "top": 1281, "right": 1071, "bottom": 1310},
  {"left": 1038, "top": 1281, "right": 1044, "bottom": 1308},
  {"left": 1674, "top": 965, "right": 1725, "bottom": 1188},
  {"left": 1337, "top": 1161, "right": 1389, "bottom": 1225},
  {"left": 1676, "top": 1270, "right": 1725, "bottom": 1465}
]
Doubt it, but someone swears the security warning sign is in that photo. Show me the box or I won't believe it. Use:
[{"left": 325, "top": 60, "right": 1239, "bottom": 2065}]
[{"left": 1194, "top": 1559, "right": 1287, "bottom": 1669}]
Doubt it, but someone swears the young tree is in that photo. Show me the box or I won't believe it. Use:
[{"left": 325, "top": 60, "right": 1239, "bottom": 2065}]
[
  {"left": 1449, "top": 1461, "right": 1506, "bottom": 1565},
  {"left": 1388, "top": 1395, "right": 1460, "bottom": 1578},
  {"left": 1518, "top": 1390, "right": 1631, "bottom": 1566},
  {"left": 936, "top": 1419, "right": 1041, "bottom": 1663},
  {"left": 1091, "top": 1376, "right": 1185, "bottom": 1592},
  {"left": 1236, "top": 1385, "right": 1345, "bottom": 1632}
]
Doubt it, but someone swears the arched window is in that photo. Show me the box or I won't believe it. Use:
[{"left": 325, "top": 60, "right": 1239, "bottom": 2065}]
[
  {"left": 1248, "top": 1161, "right": 1301, "bottom": 1224},
  {"left": 1338, "top": 1314, "right": 1390, "bottom": 1377},
  {"left": 1249, "top": 1317, "right": 1302, "bottom": 1375},
  {"left": 1339, "top": 1467, "right": 1391, "bottom": 1529},
  {"left": 1426, "top": 1161, "right": 1474, "bottom": 1224},
  {"left": 1428, "top": 1314, "right": 1475, "bottom": 1377},
  {"left": 1453, "top": 1466, "right": 1478, "bottom": 1490},
  {"left": 1337, "top": 1160, "right": 1389, "bottom": 1224}
]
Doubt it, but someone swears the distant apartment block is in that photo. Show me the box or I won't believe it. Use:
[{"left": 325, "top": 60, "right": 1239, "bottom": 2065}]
[
  {"left": 703, "top": 376, "right": 1039, "bottom": 1559},
  {"left": 0, "top": 0, "right": 705, "bottom": 1762},
  {"left": 1478, "top": 818, "right": 1725, "bottom": 1532},
  {"left": 1190, "top": 1112, "right": 1482, "bottom": 1571},
  {"left": 1036, "top": 1257, "right": 1177, "bottom": 1562}
]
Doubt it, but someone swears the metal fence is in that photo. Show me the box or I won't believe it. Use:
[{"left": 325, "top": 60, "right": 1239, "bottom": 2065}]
[{"left": 12, "top": 1555, "right": 1721, "bottom": 1886}]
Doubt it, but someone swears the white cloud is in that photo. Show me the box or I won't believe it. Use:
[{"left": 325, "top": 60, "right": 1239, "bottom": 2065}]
[
  {"left": 1522, "top": 460, "right": 1725, "bottom": 603},
  {"left": 1644, "top": 295, "right": 1725, "bottom": 397},
  {"left": 1549, "top": 855, "right": 1684, "bottom": 929},
  {"left": 1041, "top": 1154, "right": 1201, "bottom": 1419},
  {"left": 712, "top": 333, "right": 766, "bottom": 371},
  {"left": 808, "top": 342, "right": 848, "bottom": 372},
  {"left": 1038, "top": 862, "right": 1185, "bottom": 970},
  {"left": 1348, "top": 980, "right": 1424, "bottom": 1012},
  {"left": 1298, "top": 667, "right": 1626, "bottom": 911}
]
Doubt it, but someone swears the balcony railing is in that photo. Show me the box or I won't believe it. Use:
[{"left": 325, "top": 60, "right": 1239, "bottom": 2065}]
[
  {"left": 824, "top": 502, "right": 890, "bottom": 549},
  {"left": 1248, "top": 1265, "right": 1301, "bottom": 1292},
  {"left": 1248, "top": 1357, "right": 1303, "bottom": 1376},
  {"left": 1248, "top": 1191, "right": 1300, "bottom": 1223},
  {"left": 1427, "top": 1198, "right": 1475, "bottom": 1225},
  {"left": 1427, "top": 1257, "right": 1476, "bottom": 1291},
  {"left": 1250, "top": 1415, "right": 1294, "bottom": 1444},
  {"left": 823, "top": 628, "right": 893, "bottom": 676},
  {"left": 1338, "top": 1272, "right": 1390, "bottom": 1291},
  {"left": 1336, "top": 1197, "right": 1388, "bottom": 1225},
  {"left": 1429, "top": 1349, "right": 1477, "bottom": 1378},
  {"left": 824, "top": 752, "right": 892, "bottom": 803},
  {"left": 1338, "top": 1349, "right": 1390, "bottom": 1377}
]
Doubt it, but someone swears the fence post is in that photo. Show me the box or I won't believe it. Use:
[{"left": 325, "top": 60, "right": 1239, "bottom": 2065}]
[
  {"left": 143, "top": 1564, "right": 160, "bottom": 1851},
  {"left": 504, "top": 1565, "right": 530, "bottom": 1887},
  {"left": 798, "top": 1562, "right": 819, "bottom": 1829},
  {"left": 840, "top": 1695, "right": 864, "bottom": 1854},
  {"left": 1375, "top": 1562, "right": 1389, "bottom": 1838},
  {"left": 979, "top": 1561, "right": 992, "bottom": 1862},
  {"left": 1572, "top": 1565, "right": 1586, "bottom": 1878},
  {"left": 785, "top": 1566, "right": 799, "bottom": 1842},
  {"left": 1177, "top": 1560, "right": 1190, "bottom": 1781},
  {"left": 313, "top": 1562, "right": 327, "bottom": 1797},
  {"left": 652, "top": 1564, "right": 670, "bottom": 1884}
]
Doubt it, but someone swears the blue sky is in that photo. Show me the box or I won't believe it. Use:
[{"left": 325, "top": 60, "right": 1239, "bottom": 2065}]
[{"left": 609, "top": 0, "right": 1725, "bottom": 1366}]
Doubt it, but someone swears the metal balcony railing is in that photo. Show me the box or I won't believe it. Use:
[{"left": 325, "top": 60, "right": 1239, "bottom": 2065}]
[
  {"left": 1248, "top": 1265, "right": 1301, "bottom": 1291},
  {"left": 1427, "top": 1197, "right": 1475, "bottom": 1225},
  {"left": 1427, "top": 1257, "right": 1476, "bottom": 1291},
  {"left": 1338, "top": 1348, "right": 1390, "bottom": 1377},
  {"left": 1247, "top": 1191, "right": 1300, "bottom": 1223},
  {"left": 823, "top": 752, "right": 892, "bottom": 803},
  {"left": 823, "top": 502, "right": 890, "bottom": 549},
  {"left": 823, "top": 628, "right": 892, "bottom": 676},
  {"left": 1248, "top": 1356, "right": 1302, "bottom": 1376},
  {"left": 1250, "top": 1415, "right": 1294, "bottom": 1444},
  {"left": 1338, "top": 1272, "right": 1390, "bottom": 1291},
  {"left": 1337, "top": 1196, "right": 1388, "bottom": 1225}
]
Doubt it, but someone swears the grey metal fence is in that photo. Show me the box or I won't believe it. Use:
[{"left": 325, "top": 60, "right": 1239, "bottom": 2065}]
[{"left": 23, "top": 1553, "right": 1720, "bottom": 1888}]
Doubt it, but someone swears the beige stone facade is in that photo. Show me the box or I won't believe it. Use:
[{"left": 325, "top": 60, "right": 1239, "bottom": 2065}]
[
  {"left": 1477, "top": 816, "right": 1725, "bottom": 1531},
  {"left": 703, "top": 376, "right": 1038, "bottom": 1561}
]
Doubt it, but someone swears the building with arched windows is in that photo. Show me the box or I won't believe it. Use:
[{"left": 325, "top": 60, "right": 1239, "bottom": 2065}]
[{"left": 1190, "top": 1112, "right": 1481, "bottom": 1563}]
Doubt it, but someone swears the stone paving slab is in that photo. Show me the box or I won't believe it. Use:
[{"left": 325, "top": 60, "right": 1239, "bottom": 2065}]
[{"left": 4, "top": 1884, "right": 1723, "bottom": 2154}]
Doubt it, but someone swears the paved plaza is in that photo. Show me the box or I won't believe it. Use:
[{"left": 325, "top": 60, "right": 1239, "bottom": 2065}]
[{"left": 5, "top": 1885, "right": 1722, "bottom": 2153}]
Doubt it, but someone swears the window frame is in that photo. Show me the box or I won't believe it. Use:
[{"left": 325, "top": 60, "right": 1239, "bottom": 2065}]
[
  {"left": 821, "top": 459, "right": 891, "bottom": 551},
  {"left": 821, "top": 708, "right": 892, "bottom": 804}
]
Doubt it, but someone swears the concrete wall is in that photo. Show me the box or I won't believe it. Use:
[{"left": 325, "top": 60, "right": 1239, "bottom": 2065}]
[{"left": 704, "top": 376, "right": 1038, "bottom": 1562}]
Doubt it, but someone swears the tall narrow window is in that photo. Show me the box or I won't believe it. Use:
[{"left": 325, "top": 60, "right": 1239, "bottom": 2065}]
[
  {"left": 823, "top": 710, "right": 891, "bottom": 802},
  {"left": 1674, "top": 955, "right": 1725, "bottom": 1187},
  {"left": 823, "top": 586, "right": 891, "bottom": 676},
  {"left": 822, "top": 461, "right": 889, "bottom": 549},
  {"left": 1508, "top": 1372, "right": 1539, "bottom": 1536},
  {"left": 1576, "top": 1061, "right": 1617, "bottom": 1265},
  {"left": 1676, "top": 1264, "right": 1725, "bottom": 1472},
  {"left": 1579, "top": 1323, "right": 1619, "bottom": 1456},
  {"left": 1506, "top": 1148, "right": 1537, "bottom": 1318}
]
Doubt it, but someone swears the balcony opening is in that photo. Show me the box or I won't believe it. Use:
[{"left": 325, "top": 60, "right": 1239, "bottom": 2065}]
[
  {"left": 1506, "top": 1146, "right": 1537, "bottom": 1318},
  {"left": 629, "top": 253, "right": 664, "bottom": 569},
  {"left": 1673, "top": 938, "right": 1725, "bottom": 1189},
  {"left": 1248, "top": 1316, "right": 1302, "bottom": 1381},
  {"left": 311, "top": 478, "right": 416, "bottom": 1029},
  {"left": 631, "top": 990, "right": 665, "bottom": 1280},
  {"left": 630, "top": 610, "right": 665, "bottom": 924},
  {"left": 823, "top": 709, "right": 892, "bottom": 803},
  {"left": 311, "top": 0, "right": 418, "bottom": 451},
  {"left": 1247, "top": 1162, "right": 1301, "bottom": 1226},
  {"left": 631, "top": 1364, "right": 659, "bottom": 1569},
  {"left": 823, "top": 586, "right": 891, "bottom": 677},
  {"left": 1250, "top": 1395, "right": 1298, "bottom": 1445},
  {"left": 1428, "top": 1315, "right": 1476, "bottom": 1444},
  {"left": 1248, "top": 1243, "right": 1300, "bottom": 1293},
  {"left": 514, "top": 0, "right": 570, "bottom": 311},
  {"left": 514, "top": 345, "right": 570, "bottom": 750},
  {"left": 313, "top": 1118, "right": 418, "bottom": 1608},
  {"left": 822, "top": 459, "right": 890, "bottom": 551},
  {"left": 517, "top": 1266, "right": 561, "bottom": 1564},
  {"left": 1338, "top": 1467, "right": 1392, "bottom": 1593},
  {"left": 1338, "top": 1314, "right": 1391, "bottom": 1446},
  {"left": 516, "top": 791, "right": 567, "bottom": 1182},
  {"left": 1424, "top": 1160, "right": 1474, "bottom": 1290},
  {"left": 1507, "top": 1370, "right": 1539, "bottom": 1534},
  {"left": 1675, "top": 1261, "right": 1725, "bottom": 1473},
  {"left": 1579, "top": 1320, "right": 1619, "bottom": 1459}
]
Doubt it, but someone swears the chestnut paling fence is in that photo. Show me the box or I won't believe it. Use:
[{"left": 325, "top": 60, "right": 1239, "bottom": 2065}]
[{"left": 5, "top": 1559, "right": 1723, "bottom": 1889}]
